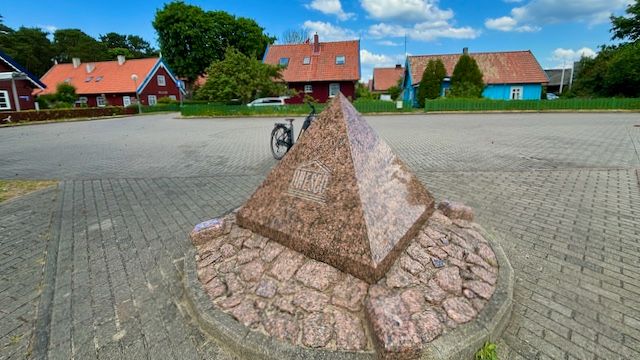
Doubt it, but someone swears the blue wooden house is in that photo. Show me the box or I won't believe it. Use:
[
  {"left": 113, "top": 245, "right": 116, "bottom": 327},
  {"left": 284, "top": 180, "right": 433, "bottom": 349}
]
[{"left": 403, "top": 49, "right": 548, "bottom": 106}]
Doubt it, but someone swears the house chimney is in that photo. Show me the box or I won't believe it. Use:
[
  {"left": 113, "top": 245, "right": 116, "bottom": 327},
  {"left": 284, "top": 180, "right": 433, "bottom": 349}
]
[
  {"left": 463, "top": 47, "right": 469, "bottom": 55},
  {"left": 313, "top": 33, "right": 320, "bottom": 54},
  {"left": 117, "top": 55, "right": 126, "bottom": 65},
  {"left": 86, "top": 63, "right": 95, "bottom": 73},
  {"left": 72, "top": 57, "right": 81, "bottom": 68}
]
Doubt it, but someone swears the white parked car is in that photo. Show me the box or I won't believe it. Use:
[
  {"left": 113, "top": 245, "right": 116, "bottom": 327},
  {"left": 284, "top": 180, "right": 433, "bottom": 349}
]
[{"left": 247, "top": 97, "right": 288, "bottom": 107}]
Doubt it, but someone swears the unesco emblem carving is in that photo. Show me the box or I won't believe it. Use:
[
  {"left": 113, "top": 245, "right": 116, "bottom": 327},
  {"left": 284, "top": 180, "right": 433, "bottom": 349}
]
[{"left": 287, "top": 160, "right": 331, "bottom": 204}]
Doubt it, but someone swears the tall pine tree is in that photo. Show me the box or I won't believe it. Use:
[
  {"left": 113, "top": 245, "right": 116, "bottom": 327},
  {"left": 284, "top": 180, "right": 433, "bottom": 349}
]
[
  {"left": 450, "top": 54, "right": 484, "bottom": 98},
  {"left": 417, "top": 59, "right": 446, "bottom": 107}
]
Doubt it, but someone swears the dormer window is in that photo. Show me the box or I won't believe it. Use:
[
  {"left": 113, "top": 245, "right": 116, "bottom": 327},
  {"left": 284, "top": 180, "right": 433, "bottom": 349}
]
[
  {"left": 95, "top": 76, "right": 103, "bottom": 82},
  {"left": 335, "top": 55, "right": 345, "bottom": 65},
  {"left": 279, "top": 58, "right": 289, "bottom": 67},
  {"left": 303, "top": 56, "right": 311, "bottom": 65},
  {"left": 84, "top": 76, "right": 93, "bottom": 82}
]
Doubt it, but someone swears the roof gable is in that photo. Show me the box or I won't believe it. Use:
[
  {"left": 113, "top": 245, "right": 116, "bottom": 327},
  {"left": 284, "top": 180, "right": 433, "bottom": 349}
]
[
  {"left": 39, "top": 57, "right": 183, "bottom": 95},
  {"left": 264, "top": 39, "right": 360, "bottom": 82},
  {"left": 408, "top": 51, "right": 548, "bottom": 85},
  {"left": 372, "top": 67, "right": 403, "bottom": 91},
  {"left": 0, "top": 50, "right": 46, "bottom": 89}
]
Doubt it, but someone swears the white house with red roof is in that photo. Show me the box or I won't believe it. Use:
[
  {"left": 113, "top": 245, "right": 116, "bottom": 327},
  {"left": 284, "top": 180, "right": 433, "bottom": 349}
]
[
  {"left": 263, "top": 34, "right": 360, "bottom": 104},
  {"left": 403, "top": 48, "right": 549, "bottom": 105},
  {"left": 39, "top": 56, "right": 184, "bottom": 107}
]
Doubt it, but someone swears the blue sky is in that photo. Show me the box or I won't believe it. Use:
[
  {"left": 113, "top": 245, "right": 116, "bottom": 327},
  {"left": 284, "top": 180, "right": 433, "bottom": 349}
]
[{"left": 2, "top": 0, "right": 632, "bottom": 80}]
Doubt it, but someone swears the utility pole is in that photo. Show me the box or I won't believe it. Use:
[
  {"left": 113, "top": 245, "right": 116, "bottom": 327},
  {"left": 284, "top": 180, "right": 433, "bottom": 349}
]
[{"left": 559, "top": 60, "right": 566, "bottom": 94}]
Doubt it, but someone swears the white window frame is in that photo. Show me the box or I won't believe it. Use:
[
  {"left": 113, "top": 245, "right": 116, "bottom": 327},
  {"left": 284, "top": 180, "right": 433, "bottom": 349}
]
[
  {"left": 123, "top": 96, "right": 131, "bottom": 107},
  {"left": 510, "top": 86, "right": 523, "bottom": 100},
  {"left": 0, "top": 90, "right": 12, "bottom": 110},
  {"left": 157, "top": 75, "right": 166, "bottom": 86},
  {"left": 78, "top": 96, "right": 88, "bottom": 104},
  {"left": 96, "top": 96, "right": 106, "bottom": 107},
  {"left": 148, "top": 95, "right": 157, "bottom": 106},
  {"left": 304, "top": 84, "right": 313, "bottom": 93},
  {"left": 303, "top": 56, "right": 311, "bottom": 65},
  {"left": 329, "top": 83, "right": 340, "bottom": 98},
  {"left": 335, "top": 55, "right": 345, "bottom": 65}
]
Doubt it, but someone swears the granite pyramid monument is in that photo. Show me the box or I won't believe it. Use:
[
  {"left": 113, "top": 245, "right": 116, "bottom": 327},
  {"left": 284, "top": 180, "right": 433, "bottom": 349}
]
[{"left": 237, "top": 94, "right": 435, "bottom": 283}]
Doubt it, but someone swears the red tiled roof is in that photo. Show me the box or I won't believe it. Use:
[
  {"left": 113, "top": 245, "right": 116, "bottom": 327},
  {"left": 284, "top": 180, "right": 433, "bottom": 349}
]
[
  {"left": 372, "top": 67, "right": 404, "bottom": 91},
  {"left": 264, "top": 39, "right": 360, "bottom": 82},
  {"left": 408, "top": 51, "right": 548, "bottom": 86},
  {"left": 39, "top": 58, "right": 159, "bottom": 95}
]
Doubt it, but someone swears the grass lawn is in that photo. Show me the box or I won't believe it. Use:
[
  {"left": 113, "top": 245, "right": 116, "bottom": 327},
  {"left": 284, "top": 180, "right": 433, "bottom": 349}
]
[{"left": 0, "top": 180, "right": 57, "bottom": 203}]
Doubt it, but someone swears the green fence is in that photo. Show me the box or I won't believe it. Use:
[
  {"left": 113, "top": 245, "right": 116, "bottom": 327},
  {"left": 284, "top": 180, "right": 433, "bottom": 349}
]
[
  {"left": 424, "top": 98, "right": 640, "bottom": 112},
  {"left": 180, "top": 100, "right": 413, "bottom": 117},
  {"left": 139, "top": 104, "right": 182, "bottom": 113}
]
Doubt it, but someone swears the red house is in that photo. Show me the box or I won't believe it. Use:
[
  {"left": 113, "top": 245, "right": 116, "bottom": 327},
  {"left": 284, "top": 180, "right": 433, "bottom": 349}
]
[
  {"left": 263, "top": 34, "right": 360, "bottom": 104},
  {"left": 0, "top": 50, "right": 46, "bottom": 111},
  {"left": 39, "top": 56, "right": 184, "bottom": 107}
]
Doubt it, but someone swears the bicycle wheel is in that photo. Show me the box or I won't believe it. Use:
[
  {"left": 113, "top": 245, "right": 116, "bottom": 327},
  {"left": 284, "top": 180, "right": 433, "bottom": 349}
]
[{"left": 270, "top": 125, "right": 291, "bottom": 160}]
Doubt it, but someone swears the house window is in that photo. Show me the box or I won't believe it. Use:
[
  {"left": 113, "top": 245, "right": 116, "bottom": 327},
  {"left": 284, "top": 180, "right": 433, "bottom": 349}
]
[
  {"left": 279, "top": 58, "right": 289, "bottom": 67},
  {"left": 303, "top": 56, "right": 311, "bottom": 65},
  {"left": 95, "top": 76, "right": 103, "bottom": 82},
  {"left": 123, "top": 96, "right": 131, "bottom": 107},
  {"left": 148, "top": 95, "right": 157, "bottom": 106},
  {"left": 78, "top": 97, "right": 88, "bottom": 104},
  {"left": 304, "top": 84, "right": 313, "bottom": 93},
  {"left": 169, "top": 95, "right": 177, "bottom": 101},
  {"left": 0, "top": 90, "right": 11, "bottom": 110},
  {"left": 510, "top": 86, "right": 523, "bottom": 100},
  {"left": 96, "top": 96, "right": 106, "bottom": 107},
  {"left": 157, "top": 75, "right": 166, "bottom": 86},
  {"left": 329, "top": 83, "right": 340, "bottom": 98},
  {"left": 335, "top": 55, "right": 345, "bottom": 65},
  {"left": 84, "top": 76, "right": 93, "bottom": 82}
]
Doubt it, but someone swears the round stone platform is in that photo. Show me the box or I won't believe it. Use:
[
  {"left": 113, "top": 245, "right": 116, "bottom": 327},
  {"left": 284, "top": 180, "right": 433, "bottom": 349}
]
[{"left": 181, "top": 202, "right": 513, "bottom": 359}]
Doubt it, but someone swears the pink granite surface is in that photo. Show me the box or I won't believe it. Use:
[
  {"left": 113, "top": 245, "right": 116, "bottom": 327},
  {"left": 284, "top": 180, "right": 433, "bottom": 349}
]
[
  {"left": 192, "top": 204, "right": 499, "bottom": 357},
  {"left": 236, "top": 94, "right": 435, "bottom": 284}
]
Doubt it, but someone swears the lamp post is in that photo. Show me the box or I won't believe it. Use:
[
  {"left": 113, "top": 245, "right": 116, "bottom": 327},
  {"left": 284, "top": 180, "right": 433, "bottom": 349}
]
[{"left": 131, "top": 74, "right": 142, "bottom": 114}]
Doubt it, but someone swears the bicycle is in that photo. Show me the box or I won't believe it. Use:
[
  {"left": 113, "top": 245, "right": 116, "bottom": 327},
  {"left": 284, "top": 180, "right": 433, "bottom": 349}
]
[{"left": 270, "top": 103, "right": 316, "bottom": 160}]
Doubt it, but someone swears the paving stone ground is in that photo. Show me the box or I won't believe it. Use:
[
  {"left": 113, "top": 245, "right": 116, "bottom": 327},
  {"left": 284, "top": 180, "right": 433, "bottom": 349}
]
[{"left": 0, "top": 112, "right": 639, "bottom": 359}]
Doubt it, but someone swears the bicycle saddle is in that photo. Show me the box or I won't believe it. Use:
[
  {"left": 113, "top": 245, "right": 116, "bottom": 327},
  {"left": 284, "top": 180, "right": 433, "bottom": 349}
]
[{"left": 285, "top": 118, "right": 295, "bottom": 123}]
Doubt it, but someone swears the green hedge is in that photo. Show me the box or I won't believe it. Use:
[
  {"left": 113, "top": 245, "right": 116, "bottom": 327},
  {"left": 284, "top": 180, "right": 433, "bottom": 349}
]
[
  {"left": 424, "top": 98, "right": 640, "bottom": 112},
  {"left": 181, "top": 100, "right": 413, "bottom": 117},
  {"left": 140, "top": 104, "right": 182, "bottom": 113},
  {"left": 1, "top": 107, "right": 137, "bottom": 123}
]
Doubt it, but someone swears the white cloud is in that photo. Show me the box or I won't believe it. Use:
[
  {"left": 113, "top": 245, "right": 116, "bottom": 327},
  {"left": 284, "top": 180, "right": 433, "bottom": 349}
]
[
  {"left": 552, "top": 47, "right": 597, "bottom": 62},
  {"left": 306, "top": 0, "right": 354, "bottom": 21},
  {"left": 360, "top": 49, "right": 394, "bottom": 66},
  {"left": 39, "top": 24, "right": 58, "bottom": 34},
  {"left": 360, "top": 0, "right": 453, "bottom": 22},
  {"left": 377, "top": 40, "right": 403, "bottom": 46},
  {"left": 362, "top": 0, "right": 478, "bottom": 42},
  {"left": 484, "top": 16, "right": 540, "bottom": 32},
  {"left": 302, "top": 21, "right": 357, "bottom": 41},
  {"left": 369, "top": 21, "right": 478, "bottom": 41},
  {"left": 486, "top": 0, "right": 632, "bottom": 32}
]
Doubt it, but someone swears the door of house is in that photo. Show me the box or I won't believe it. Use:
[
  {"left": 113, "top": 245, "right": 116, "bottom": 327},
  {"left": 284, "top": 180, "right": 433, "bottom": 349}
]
[{"left": 510, "top": 86, "right": 523, "bottom": 100}]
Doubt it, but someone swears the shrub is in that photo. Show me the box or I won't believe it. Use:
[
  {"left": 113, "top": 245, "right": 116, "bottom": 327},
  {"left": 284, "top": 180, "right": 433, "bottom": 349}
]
[
  {"left": 417, "top": 59, "right": 446, "bottom": 107},
  {"left": 450, "top": 54, "right": 484, "bottom": 98},
  {"left": 157, "top": 96, "right": 178, "bottom": 104}
]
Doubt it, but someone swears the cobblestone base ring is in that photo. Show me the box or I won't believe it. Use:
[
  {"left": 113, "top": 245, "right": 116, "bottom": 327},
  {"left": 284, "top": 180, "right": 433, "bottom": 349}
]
[{"left": 181, "top": 204, "right": 513, "bottom": 359}]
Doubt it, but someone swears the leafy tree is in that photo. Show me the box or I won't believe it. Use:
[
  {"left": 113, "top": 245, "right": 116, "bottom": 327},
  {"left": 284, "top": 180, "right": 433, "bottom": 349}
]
[
  {"left": 604, "top": 42, "right": 640, "bottom": 97},
  {"left": 610, "top": 0, "right": 640, "bottom": 42},
  {"left": 100, "top": 32, "right": 158, "bottom": 59},
  {"left": 355, "top": 81, "right": 374, "bottom": 99},
  {"left": 388, "top": 85, "right": 402, "bottom": 101},
  {"left": 53, "top": 29, "right": 108, "bottom": 63},
  {"left": 153, "top": 1, "right": 274, "bottom": 83},
  {"left": 0, "top": 27, "right": 54, "bottom": 77},
  {"left": 0, "top": 14, "right": 13, "bottom": 34},
  {"left": 417, "top": 59, "right": 446, "bottom": 106},
  {"left": 449, "top": 54, "right": 484, "bottom": 98},
  {"left": 280, "top": 29, "right": 308, "bottom": 44},
  {"left": 55, "top": 83, "right": 77, "bottom": 103},
  {"left": 195, "top": 47, "right": 287, "bottom": 104},
  {"left": 570, "top": 45, "right": 617, "bottom": 97}
]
